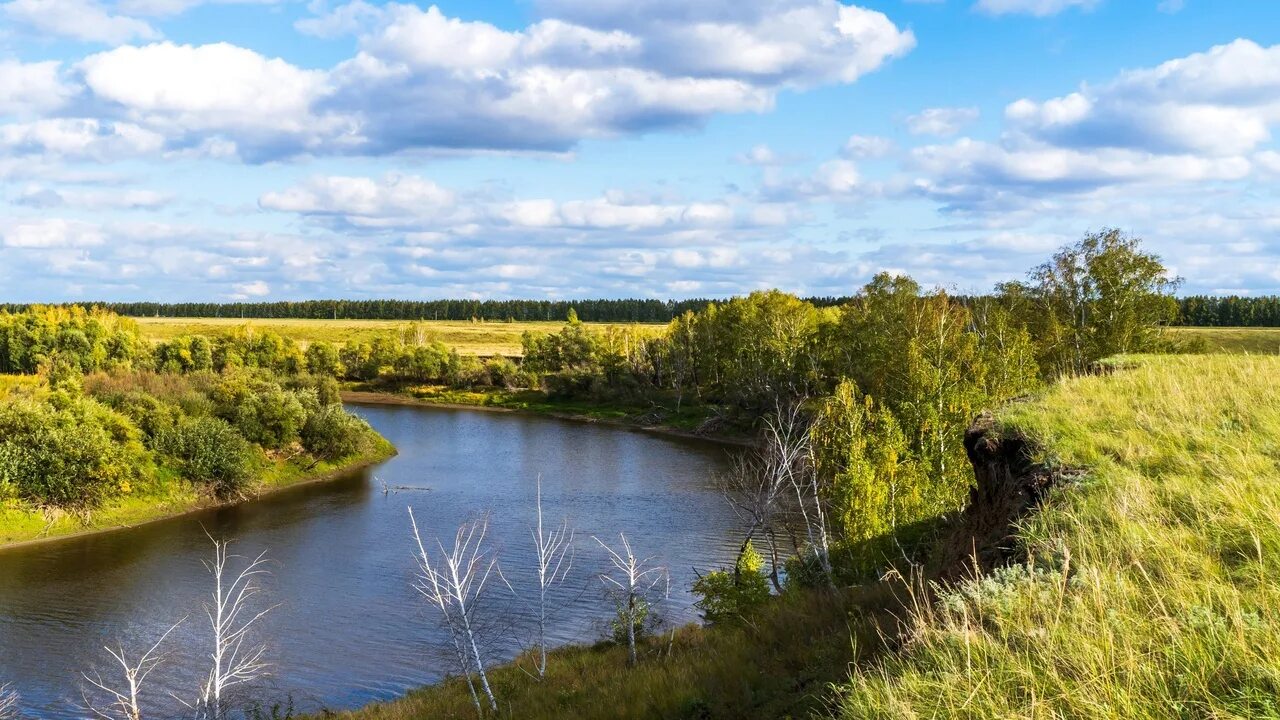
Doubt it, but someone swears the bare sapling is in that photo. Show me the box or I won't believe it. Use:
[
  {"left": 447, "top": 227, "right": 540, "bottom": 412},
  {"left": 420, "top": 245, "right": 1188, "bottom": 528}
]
[
  {"left": 190, "top": 535, "right": 278, "bottom": 720},
  {"left": 594, "top": 533, "right": 669, "bottom": 666},
  {"left": 530, "top": 477, "right": 574, "bottom": 679},
  {"left": 765, "top": 403, "right": 835, "bottom": 587},
  {"left": 408, "top": 507, "right": 507, "bottom": 715},
  {"left": 0, "top": 683, "right": 20, "bottom": 720},
  {"left": 81, "top": 620, "right": 185, "bottom": 720},
  {"left": 717, "top": 444, "right": 790, "bottom": 592}
]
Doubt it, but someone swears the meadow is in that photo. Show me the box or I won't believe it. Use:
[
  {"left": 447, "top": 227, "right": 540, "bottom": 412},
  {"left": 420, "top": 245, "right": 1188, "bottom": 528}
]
[
  {"left": 134, "top": 317, "right": 661, "bottom": 356},
  {"left": 1167, "top": 326, "right": 1280, "bottom": 354}
]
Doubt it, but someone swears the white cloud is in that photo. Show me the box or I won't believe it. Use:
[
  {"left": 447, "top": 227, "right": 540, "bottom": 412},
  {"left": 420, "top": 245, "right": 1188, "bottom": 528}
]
[
  {"left": 0, "top": 1, "right": 912, "bottom": 161},
  {"left": 232, "top": 280, "right": 271, "bottom": 298},
  {"left": 14, "top": 185, "right": 172, "bottom": 210},
  {"left": 905, "top": 106, "right": 980, "bottom": 136},
  {"left": 77, "top": 42, "right": 352, "bottom": 160},
  {"left": 0, "top": 119, "right": 165, "bottom": 160},
  {"left": 259, "top": 174, "right": 458, "bottom": 224},
  {"left": 1005, "top": 39, "right": 1280, "bottom": 157},
  {"left": 1, "top": 0, "right": 159, "bottom": 43},
  {"left": 842, "top": 134, "right": 894, "bottom": 158},
  {"left": 973, "top": 0, "right": 1099, "bottom": 17},
  {"left": 0, "top": 61, "right": 72, "bottom": 117},
  {"left": 2, "top": 218, "right": 106, "bottom": 248}
]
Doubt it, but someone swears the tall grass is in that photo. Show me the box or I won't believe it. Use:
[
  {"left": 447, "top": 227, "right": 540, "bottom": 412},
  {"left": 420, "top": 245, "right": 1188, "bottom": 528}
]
[{"left": 840, "top": 354, "right": 1280, "bottom": 718}]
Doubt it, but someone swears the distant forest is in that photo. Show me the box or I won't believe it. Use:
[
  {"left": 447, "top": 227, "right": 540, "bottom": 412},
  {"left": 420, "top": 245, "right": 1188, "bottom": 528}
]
[{"left": 2, "top": 295, "right": 1278, "bottom": 326}]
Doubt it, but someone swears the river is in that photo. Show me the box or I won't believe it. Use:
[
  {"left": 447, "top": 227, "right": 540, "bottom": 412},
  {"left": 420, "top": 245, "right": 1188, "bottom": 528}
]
[{"left": 0, "top": 403, "right": 741, "bottom": 718}]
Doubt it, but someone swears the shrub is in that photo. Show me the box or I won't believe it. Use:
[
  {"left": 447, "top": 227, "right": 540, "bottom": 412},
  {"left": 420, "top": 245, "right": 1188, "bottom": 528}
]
[
  {"left": 304, "top": 341, "right": 343, "bottom": 377},
  {"left": 0, "top": 397, "right": 145, "bottom": 511},
  {"left": 692, "top": 541, "right": 772, "bottom": 625},
  {"left": 300, "top": 405, "right": 370, "bottom": 464},
  {"left": 158, "top": 416, "right": 255, "bottom": 499},
  {"left": 484, "top": 357, "right": 519, "bottom": 388}
]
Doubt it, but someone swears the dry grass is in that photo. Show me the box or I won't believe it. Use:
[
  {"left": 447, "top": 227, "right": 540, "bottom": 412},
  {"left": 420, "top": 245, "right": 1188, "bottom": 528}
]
[{"left": 133, "top": 318, "right": 662, "bottom": 356}]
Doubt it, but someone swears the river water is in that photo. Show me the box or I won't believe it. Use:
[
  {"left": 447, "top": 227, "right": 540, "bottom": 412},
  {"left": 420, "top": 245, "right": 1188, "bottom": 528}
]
[{"left": 0, "top": 403, "right": 741, "bottom": 718}]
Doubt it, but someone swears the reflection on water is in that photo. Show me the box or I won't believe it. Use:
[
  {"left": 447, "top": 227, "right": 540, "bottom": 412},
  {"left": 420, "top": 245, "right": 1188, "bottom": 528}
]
[{"left": 0, "top": 404, "right": 740, "bottom": 718}]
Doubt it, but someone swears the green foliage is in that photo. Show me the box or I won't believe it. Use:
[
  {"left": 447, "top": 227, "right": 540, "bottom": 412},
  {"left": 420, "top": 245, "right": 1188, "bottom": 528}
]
[
  {"left": 692, "top": 542, "right": 771, "bottom": 625},
  {"left": 154, "top": 334, "right": 214, "bottom": 373},
  {"left": 0, "top": 306, "right": 146, "bottom": 375},
  {"left": 0, "top": 394, "right": 147, "bottom": 511},
  {"left": 810, "top": 381, "right": 924, "bottom": 545},
  {"left": 157, "top": 416, "right": 256, "bottom": 499},
  {"left": 300, "top": 404, "right": 370, "bottom": 463},
  {"left": 1006, "top": 228, "right": 1180, "bottom": 376},
  {"left": 304, "top": 341, "right": 343, "bottom": 377}
]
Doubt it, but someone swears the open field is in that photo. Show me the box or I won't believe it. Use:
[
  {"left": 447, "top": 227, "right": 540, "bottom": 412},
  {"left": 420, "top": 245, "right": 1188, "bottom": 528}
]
[
  {"left": 133, "top": 317, "right": 663, "bottom": 356},
  {"left": 1167, "top": 326, "right": 1280, "bottom": 353}
]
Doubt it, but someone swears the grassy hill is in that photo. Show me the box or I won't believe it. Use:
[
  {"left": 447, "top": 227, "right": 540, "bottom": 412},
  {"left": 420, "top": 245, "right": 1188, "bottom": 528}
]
[{"left": 839, "top": 354, "right": 1280, "bottom": 717}]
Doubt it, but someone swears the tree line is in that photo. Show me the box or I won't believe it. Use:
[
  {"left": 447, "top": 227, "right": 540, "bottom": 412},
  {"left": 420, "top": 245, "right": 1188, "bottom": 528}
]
[{"left": 0, "top": 298, "right": 854, "bottom": 324}]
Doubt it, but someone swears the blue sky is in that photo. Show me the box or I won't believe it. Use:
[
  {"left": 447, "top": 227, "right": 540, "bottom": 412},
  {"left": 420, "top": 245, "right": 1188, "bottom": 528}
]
[{"left": 1, "top": 0, "right": 1278, "bottom": 301}]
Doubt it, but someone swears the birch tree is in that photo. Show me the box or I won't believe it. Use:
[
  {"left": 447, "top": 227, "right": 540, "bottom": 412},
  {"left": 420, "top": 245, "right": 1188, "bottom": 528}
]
[
  {"left": 408, "top": 508, "right": 506, "bottom": 714},
  {"left": 594, "top": 533, "right": 669, "bottom": 666},
  {"left": 81, "top": 621, "right": 184, "bottom": 720},
  {"left": 191, "top": 537, "right": 277, "bottom": 720},
  {"left": 530, "top": 478, "right": 574, "bottom": 678}
]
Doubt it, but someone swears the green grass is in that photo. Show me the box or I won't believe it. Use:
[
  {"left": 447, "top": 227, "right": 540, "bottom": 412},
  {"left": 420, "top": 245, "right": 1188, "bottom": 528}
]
[
  {"left": 0, "top": 432, "right": 395, "bottom": 548},
  {"left": 838, "top": 354, "right": 1280, "bottom": 718},
  {"left": 1167, "top": 326, "right": 1280, "bottom": 354},
  {"left": 134, "top": 317, "right": 662, "bottom": 356}
]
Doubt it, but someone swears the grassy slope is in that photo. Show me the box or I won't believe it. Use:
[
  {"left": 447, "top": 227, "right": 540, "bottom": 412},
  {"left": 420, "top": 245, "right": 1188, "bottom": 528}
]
[
  {"left": 840, "top": 354, "right": 1280, "bottom": 718},
  {"left": 0, "top": 431, "right": 395, "bottom": 548},
  {"left": 1168, "top": 326, "right": 1280, "bottom": 354},
  {"left": 134, "top": 318, "right": 662, "bottom": 356}
]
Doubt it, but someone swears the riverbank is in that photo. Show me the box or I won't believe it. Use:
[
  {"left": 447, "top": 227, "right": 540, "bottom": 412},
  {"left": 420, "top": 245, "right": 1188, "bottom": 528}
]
[
  {"left": 341, "top": 387, "right": 756, "bottom": 447},
  {"left": 319, "top": 355, "right": 1280, "bottom": 719},
  {"left": 0, "top": 434, "right": 395, "bottom": 551}
]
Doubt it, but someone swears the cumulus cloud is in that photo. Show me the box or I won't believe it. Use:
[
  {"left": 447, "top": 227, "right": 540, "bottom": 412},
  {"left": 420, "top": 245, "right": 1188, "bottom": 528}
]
[
  {"left": 1, "top": 0, "right": 159, "bottom": 43},
  {"left": 0, "top": 60, "right": 74, "bottom": 116},
  {"left": 61, "top": 0, "right": 905, "bottom": 159},
  {"left": 905, "top": 106, "right": 980, "bottom": 136},
  {"left": 900, "top": 39, "right": 1280, "bottom": 217},
  {"left": 0, "top": 119, "right": 165, "bottom": 160},
  {"left": 1005, "top": 39, "right": 1280, "bottom": 157},
  {"left": 973, "top": 0, "right": 1099, "bottom": 17},
  {"left": 76, "top": 42, "right": 354, "bottom": 161}
]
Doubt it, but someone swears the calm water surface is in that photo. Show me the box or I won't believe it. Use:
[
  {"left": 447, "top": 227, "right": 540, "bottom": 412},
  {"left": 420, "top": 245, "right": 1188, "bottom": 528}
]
[{"left": 0, "top": 404, "right": 740, "bottom": 718}]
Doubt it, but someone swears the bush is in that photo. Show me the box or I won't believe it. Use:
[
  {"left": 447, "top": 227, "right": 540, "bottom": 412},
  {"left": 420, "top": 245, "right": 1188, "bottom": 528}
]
[
  {"left": 692, "top": 542, "right": 772, "bottom": 625},
  {"left": 0, "top": 396, "right": 145, "bottom": 511},
  {"left": 300, "top": 405, "right": 370, "bottom": 464},
  {"left": 158, "top": 416, "right": 256, "bottom": 499},
  {"left": 304, "top": 341, "right": 343, "bottom": 377},
  {"left": 484, "top": 356, "right": 520, "bottom": 388}
]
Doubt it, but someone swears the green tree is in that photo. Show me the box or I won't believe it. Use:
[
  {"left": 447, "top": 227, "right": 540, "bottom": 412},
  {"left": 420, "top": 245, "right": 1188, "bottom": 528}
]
[{"left": 1011, "top": 229, "right": 1180, "bottom": 376}]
